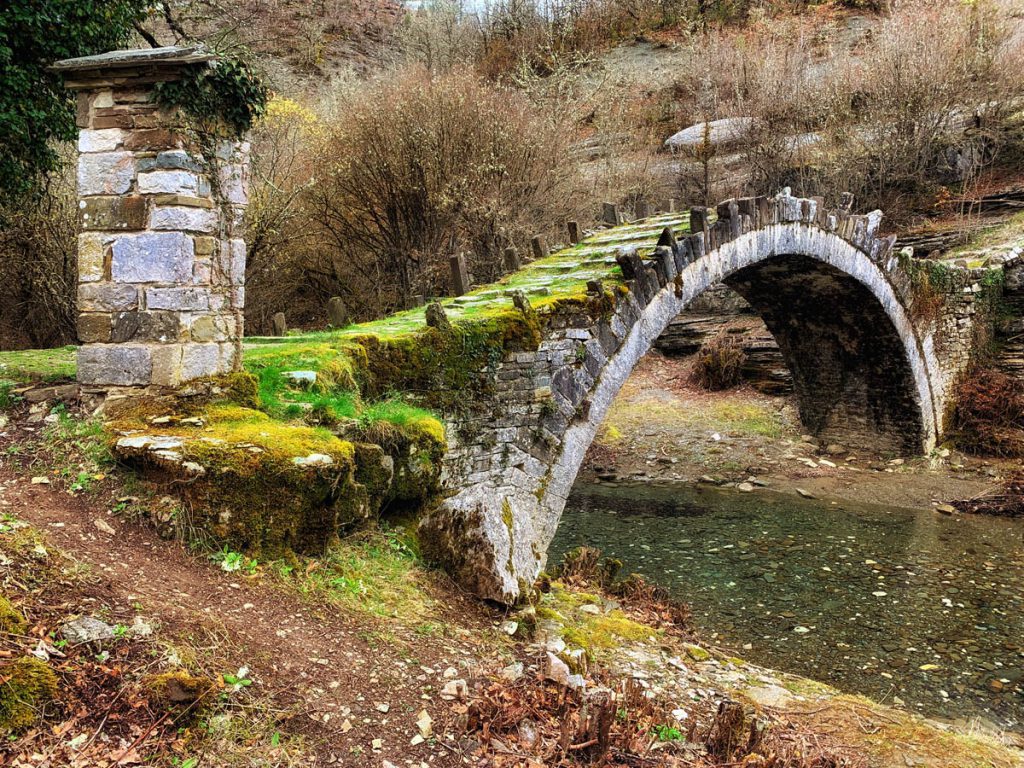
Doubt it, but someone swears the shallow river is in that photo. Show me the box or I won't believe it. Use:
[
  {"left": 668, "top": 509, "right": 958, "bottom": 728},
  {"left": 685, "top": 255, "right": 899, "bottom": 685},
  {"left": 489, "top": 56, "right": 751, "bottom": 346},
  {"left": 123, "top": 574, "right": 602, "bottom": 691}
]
[{"left": 551, "top": 482, "right": 1024, "bottom": 729}]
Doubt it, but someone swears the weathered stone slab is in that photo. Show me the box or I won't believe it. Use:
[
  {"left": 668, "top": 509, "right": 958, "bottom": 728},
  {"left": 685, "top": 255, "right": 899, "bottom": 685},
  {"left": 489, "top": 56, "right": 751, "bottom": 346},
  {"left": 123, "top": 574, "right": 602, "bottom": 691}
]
[
  {"left": 146, "top": 287, "right": 210, "bottom": 311},
  {"left": 137, "top": 170, "right": 201, "bottom": 195},
  {"left": 77, "top": 344, "right": 153, "bottom": 386},
  {"left": 78, "top": 283, "right": 138, "bottom": 312},
  {"left": 150, "top": 206, "right": 218, "bottom": 233},
  {"left": 111, "top": 232, "right": 194, "bottom": 283},
  {"left": 111, "top": 311, "right": 181, "bottom": 343},
  {"left": 78, "top": 151, "right": 134, "bottom": 195},
  {"left": 80, "top": 196, "right": 147, "bottom": 231},
  {"left": 78, "top": 128, "right": 124, "bottom": 153}
]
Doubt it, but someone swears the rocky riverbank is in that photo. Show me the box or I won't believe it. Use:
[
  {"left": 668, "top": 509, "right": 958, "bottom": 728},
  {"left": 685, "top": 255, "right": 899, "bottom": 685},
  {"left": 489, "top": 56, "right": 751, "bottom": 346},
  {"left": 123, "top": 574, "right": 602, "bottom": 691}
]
[{"left": 579, "top": 352, "right": 1009, "bottom": 512}]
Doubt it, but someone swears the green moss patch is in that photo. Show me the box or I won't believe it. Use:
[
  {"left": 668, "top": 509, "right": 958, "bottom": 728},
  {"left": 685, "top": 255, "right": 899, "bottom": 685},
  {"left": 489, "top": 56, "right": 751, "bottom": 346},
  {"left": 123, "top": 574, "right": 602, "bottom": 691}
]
[
  {"left": 0, "top": 657, "right": 58, "bottom": 733},
  {"left": 145, "top": 670, "right": 214, "bottom": 712},
  {"left": 0, "top": 593, "right": 27, "bottom": 635},
  {"left": 541, "top": 582, "right": 659, "bottom": 659}
]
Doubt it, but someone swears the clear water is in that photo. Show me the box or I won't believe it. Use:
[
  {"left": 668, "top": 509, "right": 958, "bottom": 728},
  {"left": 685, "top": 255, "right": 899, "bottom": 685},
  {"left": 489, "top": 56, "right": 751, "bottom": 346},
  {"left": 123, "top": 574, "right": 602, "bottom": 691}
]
[{"left": 551, "top": 482, "right": 1024, "bottom": 729}]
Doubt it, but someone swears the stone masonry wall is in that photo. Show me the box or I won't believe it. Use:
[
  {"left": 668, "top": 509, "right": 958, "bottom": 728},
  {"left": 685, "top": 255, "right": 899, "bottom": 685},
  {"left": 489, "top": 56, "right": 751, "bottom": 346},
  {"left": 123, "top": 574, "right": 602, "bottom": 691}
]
[{"left": 58, "top": 49, "right": 248, "bottom": 389}]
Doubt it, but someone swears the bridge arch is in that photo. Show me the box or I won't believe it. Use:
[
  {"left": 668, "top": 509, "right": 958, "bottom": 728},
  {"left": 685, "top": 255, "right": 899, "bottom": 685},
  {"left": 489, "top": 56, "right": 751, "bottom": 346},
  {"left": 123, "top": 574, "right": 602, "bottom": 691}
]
[{"left": 421, "top": 194, "right": 949, "bottom": 604}]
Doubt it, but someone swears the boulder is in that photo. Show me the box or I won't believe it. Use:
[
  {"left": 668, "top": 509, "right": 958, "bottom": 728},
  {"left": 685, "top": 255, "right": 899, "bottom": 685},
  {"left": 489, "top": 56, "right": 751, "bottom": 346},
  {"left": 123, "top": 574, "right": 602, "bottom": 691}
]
[{"left": 664, "top": 117, "right": 756, "bottom": 152}]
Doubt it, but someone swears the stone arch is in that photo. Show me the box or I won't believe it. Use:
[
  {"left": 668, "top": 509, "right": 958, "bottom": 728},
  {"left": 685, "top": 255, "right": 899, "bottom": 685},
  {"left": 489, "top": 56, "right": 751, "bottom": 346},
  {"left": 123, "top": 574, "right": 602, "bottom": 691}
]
[
  {"left": 422, "top": 203, "right": 947, "bottom": 605},
  {"left": 542, "top": 224, "right": 939, "bottom": 519}
]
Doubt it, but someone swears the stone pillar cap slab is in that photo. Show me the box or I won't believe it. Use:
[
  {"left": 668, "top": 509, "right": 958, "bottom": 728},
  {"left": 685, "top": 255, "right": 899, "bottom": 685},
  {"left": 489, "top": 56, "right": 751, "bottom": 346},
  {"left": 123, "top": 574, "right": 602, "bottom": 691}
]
[
  {"left": 51, "top": 45, "right": 215, "bottom": 72},
  {"left": 51, "top": 46, "right": 215, "bottom": 89}
]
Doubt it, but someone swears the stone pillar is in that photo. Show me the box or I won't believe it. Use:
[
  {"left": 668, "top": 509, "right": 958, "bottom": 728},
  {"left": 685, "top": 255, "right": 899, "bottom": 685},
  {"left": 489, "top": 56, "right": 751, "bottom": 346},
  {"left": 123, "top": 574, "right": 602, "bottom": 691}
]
[{"left": 53, "top": 47, "right": 249, "bottom": 389}]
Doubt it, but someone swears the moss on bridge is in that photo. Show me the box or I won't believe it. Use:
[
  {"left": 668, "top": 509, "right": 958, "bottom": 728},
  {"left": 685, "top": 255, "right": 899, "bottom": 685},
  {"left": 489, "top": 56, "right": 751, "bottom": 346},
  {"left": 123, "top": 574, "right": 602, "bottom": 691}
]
[
  {"left": 241, "top": 211, "right": 688, "bottom": 417},
  {"left": 0, "top": 214, "right": 689, "bottom": 560}
]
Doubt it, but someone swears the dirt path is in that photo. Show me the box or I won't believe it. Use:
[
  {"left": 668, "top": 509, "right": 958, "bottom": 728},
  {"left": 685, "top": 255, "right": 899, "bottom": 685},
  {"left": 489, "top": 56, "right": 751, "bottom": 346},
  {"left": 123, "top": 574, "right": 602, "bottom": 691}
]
[{"left": 0, "top": 467, "right": 489, "bottom": 766}]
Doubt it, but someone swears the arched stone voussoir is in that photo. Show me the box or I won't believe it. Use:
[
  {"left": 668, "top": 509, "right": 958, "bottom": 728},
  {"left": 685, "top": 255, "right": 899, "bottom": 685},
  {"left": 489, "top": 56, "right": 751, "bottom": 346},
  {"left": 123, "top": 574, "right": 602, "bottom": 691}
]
[{"left": 434, "top": 199, "right": 954, "bottom": 605}]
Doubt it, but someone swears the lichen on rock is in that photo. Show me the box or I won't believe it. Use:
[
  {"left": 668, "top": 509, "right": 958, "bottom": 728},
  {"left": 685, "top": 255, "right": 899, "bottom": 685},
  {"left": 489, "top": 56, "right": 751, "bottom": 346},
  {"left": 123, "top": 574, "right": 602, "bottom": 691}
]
[{"left": 145, "top": 669, "right": 214, "bottom": 712}]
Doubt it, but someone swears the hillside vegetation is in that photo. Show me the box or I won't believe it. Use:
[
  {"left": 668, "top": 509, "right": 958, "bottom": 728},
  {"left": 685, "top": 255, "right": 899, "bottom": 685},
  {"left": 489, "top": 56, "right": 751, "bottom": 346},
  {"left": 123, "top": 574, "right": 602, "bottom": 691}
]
[{"left": 1, "top": 0, "right": 1022, "bottom": 346}]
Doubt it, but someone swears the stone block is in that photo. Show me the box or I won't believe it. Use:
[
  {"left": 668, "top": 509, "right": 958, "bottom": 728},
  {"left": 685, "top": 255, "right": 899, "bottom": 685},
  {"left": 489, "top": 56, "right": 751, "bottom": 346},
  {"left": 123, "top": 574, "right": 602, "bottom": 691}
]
[
  {"left": 149, "top": 150, "right": 200, "bottom": 172},
  {"left": 193, "top": 236, "right": 217, "bottom": 257},
  {"left": 145, "top": 287, "right": 210, "bottom": 311},
  {"left": 77, "top": 345, "right": 152, "bottom": 387},
  {"left": 218, "top": 162, "right": 248, "bottom": 205},
  {"left": 137, "top": 170, "right": 201, "bottom": 196},
  {"left": 124, "top": 129, "right": 182, "bottom": 152},
  {"left": 181, "top": 343, "right": 223, "bottom": 380},
  {"left": 78, "top": 233, "right": 110, "bottom": 282},
  {"left": 111, "top": 232, "right": 194, "bottom": 283},
  {"left": 112, "top": 89, "right": 151, "bottom": 104},
  {"left": 150, "top": 194, "right": 214, "bottom": 208},
  {"left": 188, "top": 314, "right": 230, "bottom": 343},
  {"left": 78, "top": 283, "right": 139, "bottom": 312},
  {"left": 92, "top": 114, "right": 134, "bottom": 130},
  {"left": 79, "top": 195, "right": 147, "bottom": 231},
  {"left": 149, "top": 205, "right": 219, "bottom": 233},
  {"left": 78, "top": 151, "right": 135, "bottom": 195},
  {"left": 111, "top": 311, "right": 181, "bottom": 343},
  {"left": 78, "top": 128, "right": 124, "bottom": 153},
  {"left": 150, "top": 345, "right": 184, "bottom": 387},
  {"left": 193, "top": 259, "right": 212, "bottom": 285},
  {"left": 77, "top": 313, "right": 111, "bottom": 343},
  {"left": 229, "top": 239, "right": 246, "bottom": 285},
  {"left": 76, "top": 93, "right": 91, "bottom": 128}
]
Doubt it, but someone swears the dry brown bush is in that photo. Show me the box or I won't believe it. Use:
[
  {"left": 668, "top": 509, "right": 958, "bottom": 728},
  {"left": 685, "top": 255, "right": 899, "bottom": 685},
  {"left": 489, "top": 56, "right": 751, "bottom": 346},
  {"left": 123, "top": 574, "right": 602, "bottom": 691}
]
[
  {"left": 691, "top": 333, "right": 746, "bottom": 390},
  {"left": 952, "top": 366, "right": 1024, "bottom": 457},
  {"left": 662, "top": 0, "right": 1024, "bottom": 217},
  {"left": 0, "top": 158, "right": 78, "bottom": 350},
  {"left": 297, "top": 66, "right": 584, "bottom": 320}
]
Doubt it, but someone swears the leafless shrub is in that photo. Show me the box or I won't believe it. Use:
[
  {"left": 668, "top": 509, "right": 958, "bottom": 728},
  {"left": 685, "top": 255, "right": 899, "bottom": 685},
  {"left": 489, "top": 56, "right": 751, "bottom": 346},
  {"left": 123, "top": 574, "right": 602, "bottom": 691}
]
[
  {"left": 662, "top": 0, "right": 1024, "bottom": 219},
  {"left": 952, "top": 366, "right": 1024, "bottom": 458},
  {"left": 244, "top": 96, "right": 328, "bottom": 333},
  {"left": 300, "top": 66, "right": 583, "bottom": 319},
  {"left": 691, "top": 333, "right": 746, "bottom": 390},
  {"left": 0, "top": 156, "right": 78, "bottom": 349}
]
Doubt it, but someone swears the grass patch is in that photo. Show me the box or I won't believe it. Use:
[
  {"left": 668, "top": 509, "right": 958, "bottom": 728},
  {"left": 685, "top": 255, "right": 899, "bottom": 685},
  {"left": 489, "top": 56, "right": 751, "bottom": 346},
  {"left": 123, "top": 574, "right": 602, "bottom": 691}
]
[
  {"left": 600, "top": 393, "right": 787, "bottom": 443},
  {"left": 41, "top": 406, "right": 113, "bottom": 490},
  {"left": 0, "top": 380, "right": 20, "bottom": 411},
  {"left": 945, "top": 210, "right": 1024, "bottom": 258},
  {"left": 0, "top": 345, "right": 77, "bottom": 384},
  {"left": 274, "top": 524, "right": 437, "bottom": 624},
  {"left": 710, "top": 401, "right": 785, "bottom": 438}
]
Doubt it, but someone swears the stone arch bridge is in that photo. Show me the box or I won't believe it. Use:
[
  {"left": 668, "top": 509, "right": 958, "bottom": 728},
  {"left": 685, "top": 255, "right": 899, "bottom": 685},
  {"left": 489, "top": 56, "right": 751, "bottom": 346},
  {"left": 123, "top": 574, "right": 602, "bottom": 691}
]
[
  {"left": 421, "top": 191, "right": 999, "bottom": 603},
  {"left": 51, "top": 47, "right": 1010, "bottom": 605}
]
